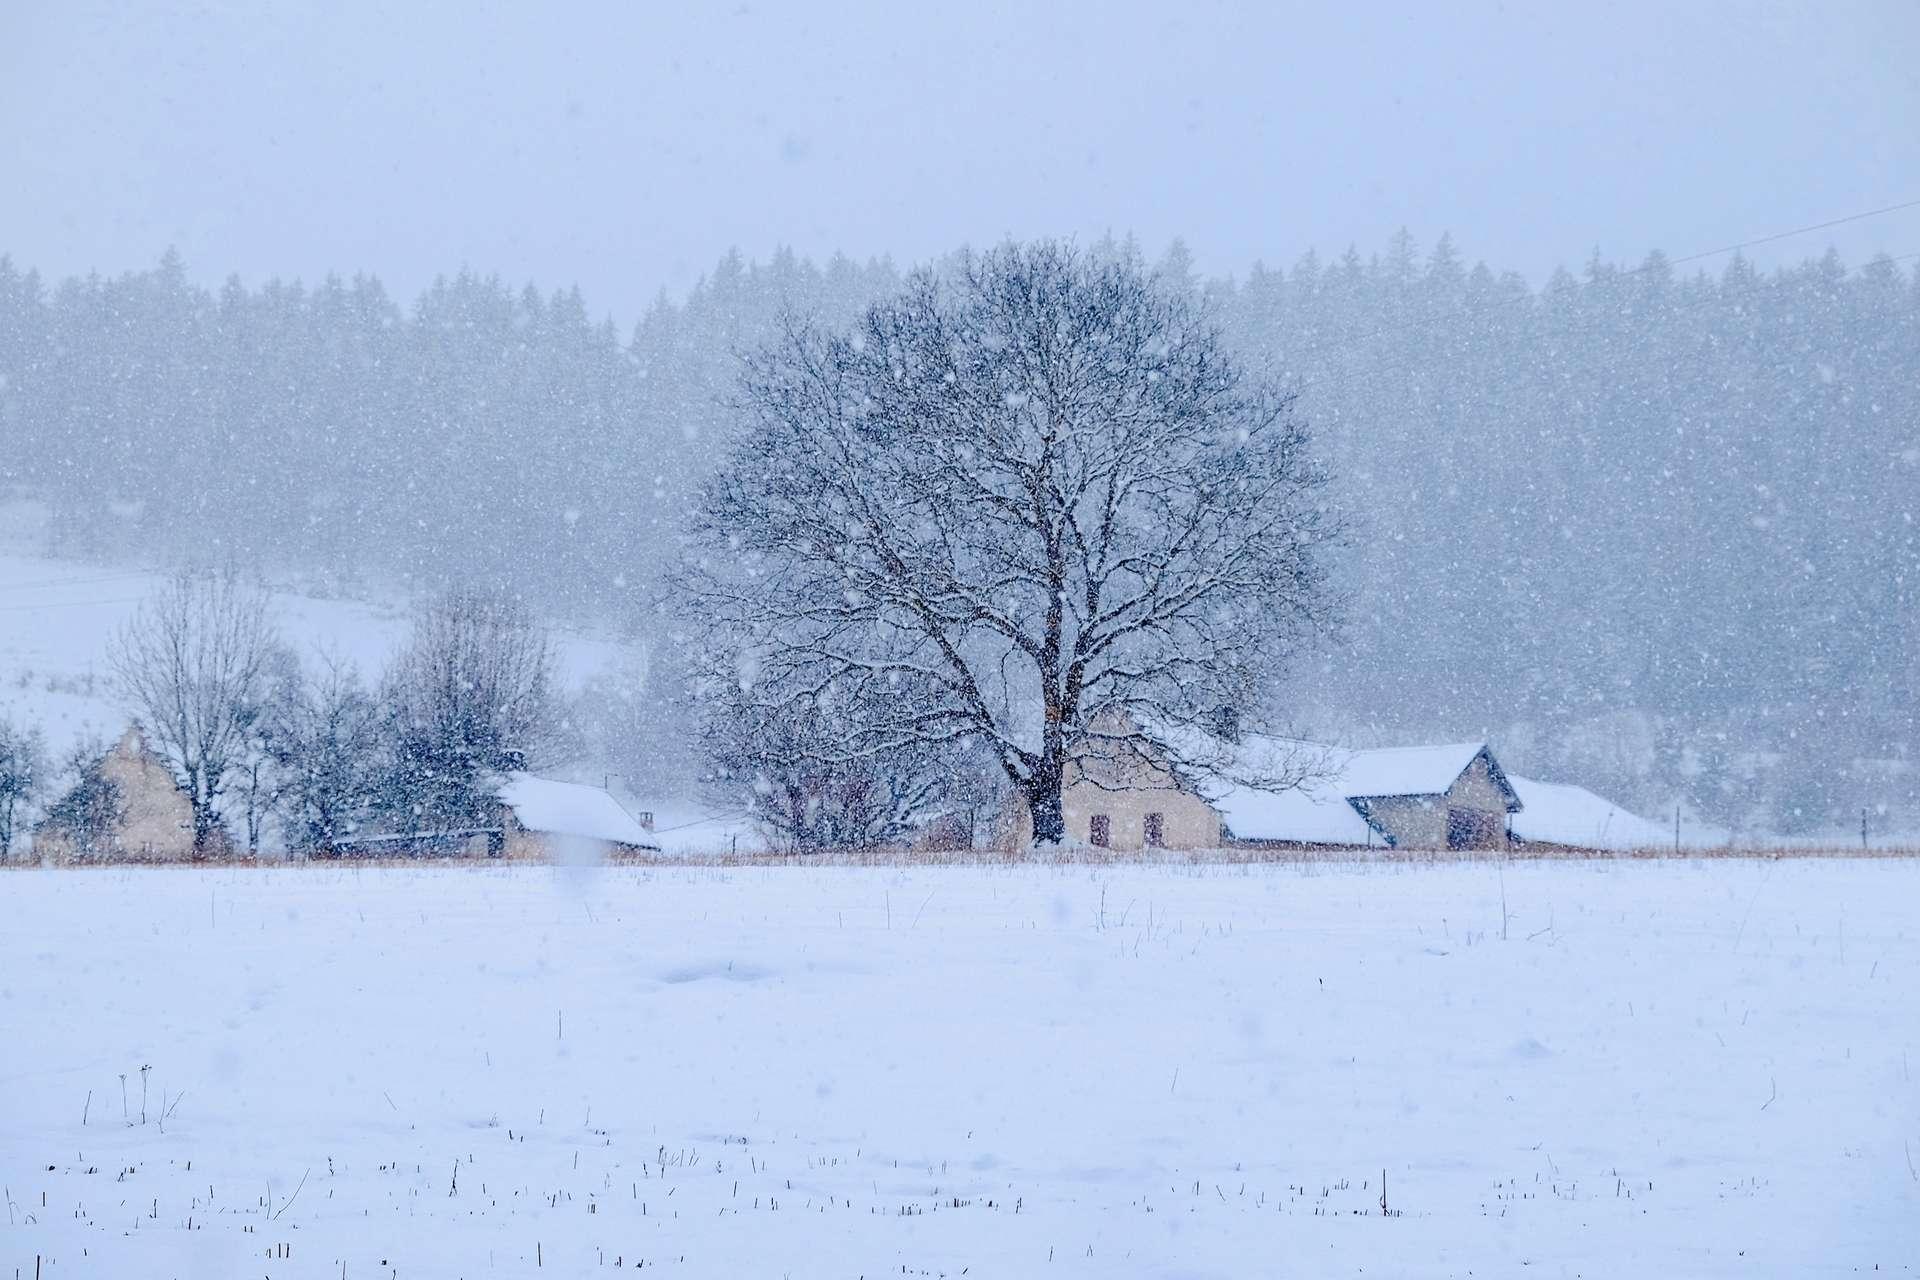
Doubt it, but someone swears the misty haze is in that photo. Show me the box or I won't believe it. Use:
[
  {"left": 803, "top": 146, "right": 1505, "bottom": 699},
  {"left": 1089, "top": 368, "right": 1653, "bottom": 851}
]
[{"left": 1, "top": 4, "right": 1916, "bottom": 1277}]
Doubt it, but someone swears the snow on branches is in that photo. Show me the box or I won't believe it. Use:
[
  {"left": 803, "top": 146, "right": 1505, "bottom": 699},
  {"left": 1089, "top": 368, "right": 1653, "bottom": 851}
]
[{"left": 681, "top": 241, "right": 1341, "bottom": 845}]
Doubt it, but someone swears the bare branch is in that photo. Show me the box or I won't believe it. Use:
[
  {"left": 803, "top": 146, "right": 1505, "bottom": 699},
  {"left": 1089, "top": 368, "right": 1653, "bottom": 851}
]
[{"left": 678, "top": 241, "right": 1342, "bottom": 846}]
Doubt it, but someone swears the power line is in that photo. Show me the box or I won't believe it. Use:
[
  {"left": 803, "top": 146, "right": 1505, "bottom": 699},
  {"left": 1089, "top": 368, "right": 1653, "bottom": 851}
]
[
  {"left": 1667, "top": 197, "right": 1920, "bottom": 268},
  {"left": 647, "top": 810, "right": 751, "bottom": 834}
]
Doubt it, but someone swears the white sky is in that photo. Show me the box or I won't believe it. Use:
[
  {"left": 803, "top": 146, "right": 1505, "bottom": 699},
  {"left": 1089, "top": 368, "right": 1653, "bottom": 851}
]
[{"left": 4, "top": 1, "right": 1916, "bottom": 320}]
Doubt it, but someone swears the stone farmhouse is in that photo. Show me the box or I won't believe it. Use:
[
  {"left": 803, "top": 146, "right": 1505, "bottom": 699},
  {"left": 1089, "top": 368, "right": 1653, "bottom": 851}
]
[
  {"left": 35, "top": 726, "right": 218, "bottom": 863},
  {"left": 1005, "top": 719, "right": 1663, "bottom": 853}
]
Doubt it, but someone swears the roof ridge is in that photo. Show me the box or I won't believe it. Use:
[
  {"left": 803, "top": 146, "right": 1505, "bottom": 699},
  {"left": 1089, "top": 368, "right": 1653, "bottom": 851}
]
[{"left": 1350, "top": 740, "right": 1484, "bottom": 754}]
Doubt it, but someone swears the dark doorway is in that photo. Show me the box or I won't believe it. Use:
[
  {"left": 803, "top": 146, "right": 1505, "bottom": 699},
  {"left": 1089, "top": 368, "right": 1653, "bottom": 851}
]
[{"left": 1447, "top": 807, "right": 1502, "bottom": 850}]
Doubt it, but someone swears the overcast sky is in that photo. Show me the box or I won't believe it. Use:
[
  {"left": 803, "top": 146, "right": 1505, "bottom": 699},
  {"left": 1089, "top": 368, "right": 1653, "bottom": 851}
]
[{"left": 4, "top": 1, "right": 1916, "bottom": 321}]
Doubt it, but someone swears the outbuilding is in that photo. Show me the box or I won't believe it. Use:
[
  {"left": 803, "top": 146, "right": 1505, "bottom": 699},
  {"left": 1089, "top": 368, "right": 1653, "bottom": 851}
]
[{"left": 494, "top": 773, "right": 662, "bottom": 860}]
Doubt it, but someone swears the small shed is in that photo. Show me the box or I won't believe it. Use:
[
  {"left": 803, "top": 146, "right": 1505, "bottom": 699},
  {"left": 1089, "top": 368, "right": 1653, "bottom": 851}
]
[{"left": 495, "top": 773, "right": 661, "bottom": 859}]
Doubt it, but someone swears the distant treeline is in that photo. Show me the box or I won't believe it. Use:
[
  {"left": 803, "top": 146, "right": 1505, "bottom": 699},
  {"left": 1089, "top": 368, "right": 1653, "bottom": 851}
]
[{"left": 0, "top": 238, "right": 1914, "bottom": 833}]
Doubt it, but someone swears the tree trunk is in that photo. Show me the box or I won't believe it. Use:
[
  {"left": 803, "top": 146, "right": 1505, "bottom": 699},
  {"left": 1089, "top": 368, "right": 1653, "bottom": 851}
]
[
  {"left": 1026, "top": 765, "right": 1066, "bottom": 847},
  {"left": 192, "top": 804, "right": 222, "bottom": 858}
]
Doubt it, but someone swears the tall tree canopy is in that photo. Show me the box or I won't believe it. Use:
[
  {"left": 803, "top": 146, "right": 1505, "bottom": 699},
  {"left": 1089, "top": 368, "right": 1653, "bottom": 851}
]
[{"left": 682, "top": 241, "right": 1339, "bottom": 844}]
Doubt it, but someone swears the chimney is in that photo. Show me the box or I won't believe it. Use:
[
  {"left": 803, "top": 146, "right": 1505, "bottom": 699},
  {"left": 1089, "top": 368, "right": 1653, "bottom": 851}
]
[{"left": 1212, "top": 705, "right": 1241, "bottom": 744}]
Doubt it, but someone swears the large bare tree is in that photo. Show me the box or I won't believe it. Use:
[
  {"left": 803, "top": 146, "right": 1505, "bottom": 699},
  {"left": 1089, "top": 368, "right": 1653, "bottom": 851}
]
[
  {"left": 109, "top": 567, "right": 279, "bottom": 854},
  {"left": 681, "top": 241, "right": 1340, "bottom": 845}
]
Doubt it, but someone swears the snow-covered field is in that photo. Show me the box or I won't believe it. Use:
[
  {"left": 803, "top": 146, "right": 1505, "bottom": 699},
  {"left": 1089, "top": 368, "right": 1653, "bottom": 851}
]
[{"left": 3, "top": 859, "right": 1915, "bottom": 1277}]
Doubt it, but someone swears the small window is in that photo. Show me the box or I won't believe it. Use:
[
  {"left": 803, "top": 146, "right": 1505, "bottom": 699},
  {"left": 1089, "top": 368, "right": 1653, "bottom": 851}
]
[
  {"left": 1144, "top": 812, "right": 1165, "bottom": 847},
  {"left": 1088, "top": 814, "right": 1111, "bottom": 848}
]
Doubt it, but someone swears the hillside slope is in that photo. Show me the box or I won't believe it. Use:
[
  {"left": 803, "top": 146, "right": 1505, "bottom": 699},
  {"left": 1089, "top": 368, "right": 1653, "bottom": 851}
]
[{"left": 0, "top": 550, "right": 626, "bottom": 765}]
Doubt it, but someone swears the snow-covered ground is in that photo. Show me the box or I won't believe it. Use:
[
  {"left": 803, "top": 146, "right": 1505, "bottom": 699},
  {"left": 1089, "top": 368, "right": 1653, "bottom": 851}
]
[
  {"left": 0, "top": 551, "right": 626, "bottom": 763},
  {"left": 2, "top": 859, "right": 1914, "bottom": 1276}
]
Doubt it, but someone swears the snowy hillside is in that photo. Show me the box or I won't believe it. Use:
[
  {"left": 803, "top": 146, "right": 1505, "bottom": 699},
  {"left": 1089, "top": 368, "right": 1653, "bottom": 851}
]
[{"left": 0, "top": 552, "right": 626, "bottom": 762}]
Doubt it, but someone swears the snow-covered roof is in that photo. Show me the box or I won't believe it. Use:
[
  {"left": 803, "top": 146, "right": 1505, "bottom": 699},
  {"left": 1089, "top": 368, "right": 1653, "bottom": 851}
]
[
  {"left": 1146, "top": 722, "right": 1669, "bottom": 851},
  {"left": 1177, "top": 728, "right": 1514, "bottom": 846},
  {"left": 1212, "top": 774, "right": 1379, "bottom": 845},
  {"left": 1507, "top": 774, "right": 1670, "bottom": 851},
  {"left": 1338, "top": 742, "right": 1491, "bottom": 799},
  {"left": 496, "top": 773, "right": 660, "bottom": 849}
]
